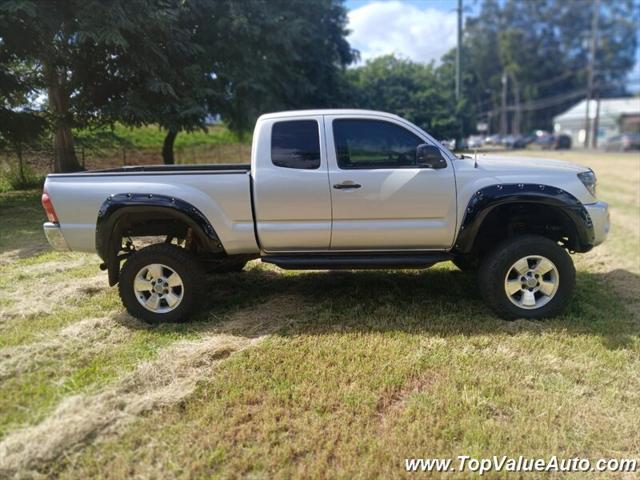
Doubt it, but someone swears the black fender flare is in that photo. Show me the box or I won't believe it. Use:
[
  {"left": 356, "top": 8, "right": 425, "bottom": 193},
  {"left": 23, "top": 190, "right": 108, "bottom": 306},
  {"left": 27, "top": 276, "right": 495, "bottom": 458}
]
[
  {"left": 453, "top": 183, "right": 594, "bottom": 254},
  {"left": 96, "top": 193, "right": 223, "bottom": 285}
]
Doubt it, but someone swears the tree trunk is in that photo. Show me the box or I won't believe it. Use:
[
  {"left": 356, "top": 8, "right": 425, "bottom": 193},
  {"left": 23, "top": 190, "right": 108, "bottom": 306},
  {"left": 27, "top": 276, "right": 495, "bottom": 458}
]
[
  {"left": 44, "top": 61, "right": 81, "bottom": 173},
  {"left": 53, "top": 124, "right": 80, "bottom": 172},
  {"left": 16, "top": 142, "right": 25, "bottom": 184},
  {"left": 162, "top": 130, "right": 178, "bottom": 165}
]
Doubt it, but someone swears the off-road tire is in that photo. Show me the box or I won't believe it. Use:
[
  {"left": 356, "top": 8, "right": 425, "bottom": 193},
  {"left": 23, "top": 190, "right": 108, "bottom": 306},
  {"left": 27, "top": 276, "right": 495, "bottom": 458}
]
[
  {"left": 478, "top": 235, "right": 575, "bottom": 320},
  {"left": 119, "top": 243, "right": 206, "bottom": 323}
]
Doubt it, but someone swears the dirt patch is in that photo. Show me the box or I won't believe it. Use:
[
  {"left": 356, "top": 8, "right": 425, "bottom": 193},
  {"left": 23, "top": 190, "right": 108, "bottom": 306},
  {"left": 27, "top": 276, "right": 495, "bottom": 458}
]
[
  {"left": 0, "top": 295, "right": 304, "bottom": 478},
  {"left": 0, "top": 245, "right": 49, "bottom": 267}
]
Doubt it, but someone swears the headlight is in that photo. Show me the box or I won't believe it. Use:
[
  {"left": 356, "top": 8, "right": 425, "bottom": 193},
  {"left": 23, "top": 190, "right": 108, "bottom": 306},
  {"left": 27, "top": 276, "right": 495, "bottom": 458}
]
[{"left": 578, "top": 170, "right": 597, "bottom": 197}]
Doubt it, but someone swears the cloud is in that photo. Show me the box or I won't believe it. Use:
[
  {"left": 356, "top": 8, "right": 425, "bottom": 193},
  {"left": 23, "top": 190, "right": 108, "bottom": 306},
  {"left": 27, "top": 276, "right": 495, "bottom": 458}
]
[{"left": 347, "top": 1, "right": 458, "bottom": 65}]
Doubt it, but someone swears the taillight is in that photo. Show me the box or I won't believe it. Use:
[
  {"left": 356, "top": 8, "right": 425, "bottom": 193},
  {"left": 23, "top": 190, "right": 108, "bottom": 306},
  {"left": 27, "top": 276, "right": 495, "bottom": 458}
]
[{"left": 41, "top": 191, "right": 59, "bottom": 223}]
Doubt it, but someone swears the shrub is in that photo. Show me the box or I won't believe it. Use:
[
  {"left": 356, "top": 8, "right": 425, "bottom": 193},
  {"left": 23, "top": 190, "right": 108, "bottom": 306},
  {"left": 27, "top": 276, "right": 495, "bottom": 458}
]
[{"left": 0, "top": 161, "right": 44, "bottom": 191}]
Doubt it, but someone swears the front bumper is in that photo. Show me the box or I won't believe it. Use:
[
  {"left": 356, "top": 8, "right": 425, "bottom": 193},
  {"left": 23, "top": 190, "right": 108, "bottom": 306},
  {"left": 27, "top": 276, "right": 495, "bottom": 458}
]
[
  {"left": 43, "top": 222, "right": 70, "bottom": 251},
  {"left": 585, "top": 201, "right": 609, "bottom": 247}
]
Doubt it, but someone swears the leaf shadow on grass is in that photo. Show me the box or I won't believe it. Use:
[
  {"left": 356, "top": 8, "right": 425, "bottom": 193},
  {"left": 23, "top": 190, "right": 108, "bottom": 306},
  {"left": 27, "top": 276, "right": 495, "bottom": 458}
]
[{"left": 114, "top": 266, "right": 639, "bottom": 351}]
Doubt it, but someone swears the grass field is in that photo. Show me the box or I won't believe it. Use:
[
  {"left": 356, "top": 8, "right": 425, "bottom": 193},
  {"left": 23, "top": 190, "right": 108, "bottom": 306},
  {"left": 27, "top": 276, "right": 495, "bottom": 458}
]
[
  {"left": 0, "top": 125, "right": 251, "bottom": 192},
  {"left": 0, "top": 151, "right": 638, "bottom": 479},
  {"left": 75, "top": 124, "right": 250, "bottom": 151}
]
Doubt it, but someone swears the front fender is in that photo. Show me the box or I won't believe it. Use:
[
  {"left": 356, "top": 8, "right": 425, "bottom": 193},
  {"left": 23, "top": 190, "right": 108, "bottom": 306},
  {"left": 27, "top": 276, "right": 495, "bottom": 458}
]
[{"left": 453, "top": 183, "right": 594, "bottom": 254}]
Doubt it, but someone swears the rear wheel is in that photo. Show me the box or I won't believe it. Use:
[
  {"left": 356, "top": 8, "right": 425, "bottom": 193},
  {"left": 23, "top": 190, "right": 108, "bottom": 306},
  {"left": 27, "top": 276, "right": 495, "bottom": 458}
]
[
  {"left": 119, "top": 244, "right": 206, "bottom": 323},
  {"left": 478, "top": 235, "right": 575, "bottom": 320}
]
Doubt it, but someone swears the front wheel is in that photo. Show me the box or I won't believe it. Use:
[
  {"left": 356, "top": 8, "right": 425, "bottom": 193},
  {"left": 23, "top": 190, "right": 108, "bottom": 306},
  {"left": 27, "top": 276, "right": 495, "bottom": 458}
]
[
  {"left": 478, "top": 235, "right": 575, "bottom": 320},
  {"left": 119, "top": 244, "right": 206, "bottom": 323}
]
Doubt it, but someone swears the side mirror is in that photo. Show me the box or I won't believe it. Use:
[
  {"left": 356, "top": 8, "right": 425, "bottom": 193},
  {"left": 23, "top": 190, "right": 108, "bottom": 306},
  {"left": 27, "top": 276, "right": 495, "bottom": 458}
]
[{"left": 416, "top": 144, "right": 447, "bottom": 169}]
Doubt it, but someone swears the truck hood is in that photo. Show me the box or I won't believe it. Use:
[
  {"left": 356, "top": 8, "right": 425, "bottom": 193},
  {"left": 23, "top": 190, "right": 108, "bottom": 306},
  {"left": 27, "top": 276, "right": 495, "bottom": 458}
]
[{"left": 472, "top": 155, "right": 589, "bottom": 175}]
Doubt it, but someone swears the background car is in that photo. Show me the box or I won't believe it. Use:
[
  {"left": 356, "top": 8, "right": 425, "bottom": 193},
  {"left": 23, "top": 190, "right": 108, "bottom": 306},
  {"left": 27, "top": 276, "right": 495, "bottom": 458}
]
[
  {"left": 440, "top": 138, "right": 456, "bottom": 150},
  {"left": 484, "top": 134, "right": 502, "bottom": 145},
  {"left": 503, "top": 134, "right": 535, "bottom": 149},
  {"left": 553, "top": 134, "right": 572, "bottom": 150},
  {"left": 534, "top": 131, "right": 555, "bottom": 149},
  {"left": 605, "top": 133, "right": 640, "bottom": 151},
  {"left": 467, "top": 135, "right": 484, "bottom": 149}
]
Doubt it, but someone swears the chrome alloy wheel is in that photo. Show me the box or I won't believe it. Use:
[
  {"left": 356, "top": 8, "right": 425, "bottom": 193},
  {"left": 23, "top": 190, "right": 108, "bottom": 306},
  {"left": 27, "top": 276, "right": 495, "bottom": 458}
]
[
  {"left": 133, "top": 263, "right": 184, "bottom": 313},
  {"left": 503, "top": 255, "right": 559, "bottom": 310}
]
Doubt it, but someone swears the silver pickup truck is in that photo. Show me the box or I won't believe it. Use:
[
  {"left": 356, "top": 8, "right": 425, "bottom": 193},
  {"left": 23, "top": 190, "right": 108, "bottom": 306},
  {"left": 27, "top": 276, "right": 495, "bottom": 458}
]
[{"left": 42, "top": 109, "right": 609, "bottom": 322}]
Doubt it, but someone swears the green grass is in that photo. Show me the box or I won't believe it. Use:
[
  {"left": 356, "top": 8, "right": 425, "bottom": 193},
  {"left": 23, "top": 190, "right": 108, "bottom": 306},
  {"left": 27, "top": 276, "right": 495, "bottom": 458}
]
[
  {"left": 0, "top": 151, "right": 638, "bottom": 479},
  {"left": 50, "top": 267, "right": 639, "bottom": 479},
  {"left": 0, "top": 189, "right": 46, "bottom": 255},
  {"left": 75, "top": 123, "right": 250, "bottom": 151}
]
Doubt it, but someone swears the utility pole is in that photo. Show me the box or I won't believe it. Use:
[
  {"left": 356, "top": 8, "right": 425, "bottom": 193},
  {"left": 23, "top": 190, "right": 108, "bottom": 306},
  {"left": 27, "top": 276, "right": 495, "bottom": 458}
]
[
  {"left": 509, "top": 72, "right": 521, "bottom": 136},
  {"left": 500, "top": 71, "right": 508, "bottom": 136},
  {"left": 584, "top": 0, "right": 600, "bottom": 148},
  {"left": 456, "top": 0, "right": 462, "bottom": 102},
  {"left": 592, "top": 93, "right": 601, "bottom": 148},
  {"left": 455, "top": 0, "right": 463, "bottom": 149}
]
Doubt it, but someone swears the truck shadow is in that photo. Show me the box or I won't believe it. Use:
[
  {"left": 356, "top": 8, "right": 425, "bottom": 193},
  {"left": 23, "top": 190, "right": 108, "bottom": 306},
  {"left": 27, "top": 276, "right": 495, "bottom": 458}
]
[{"left": 115, "top": 265, "right": 640, "bottom": 351}]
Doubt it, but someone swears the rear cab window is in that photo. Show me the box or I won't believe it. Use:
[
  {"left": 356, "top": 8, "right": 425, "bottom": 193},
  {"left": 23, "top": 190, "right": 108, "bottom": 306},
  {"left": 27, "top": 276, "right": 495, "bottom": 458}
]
[{"left": 271, "top": 120, "right": 321, "bottom": 169}]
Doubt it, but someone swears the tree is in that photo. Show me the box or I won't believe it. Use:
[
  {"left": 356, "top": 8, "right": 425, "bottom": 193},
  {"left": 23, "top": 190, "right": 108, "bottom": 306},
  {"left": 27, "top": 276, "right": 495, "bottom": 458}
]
[
  {"left": 0, "top": 53, "right": 48, "bottom": 183},
  {"left": 346, "top": 55, "right": 464, "bottom": 140},
  {"left": 0, "top": 1, "right": 223, "bottom": 170},
  {"left": 93, "top": 0, "right": 218, "bottom": 164},
  {"left": 196, "top": 0, "right": 357, "bottom": 133},
  {"left": 106, "top": 0, "right": 356, "bottom": 164},
  {"left": 462, "top": 0, "right": 638, "bottom": 132},
  {"left": 1, "top": 0, "right": 356, "bottom": 168},
  {"left": 0, "top": 109, "right": 48, "bottom": 184}
]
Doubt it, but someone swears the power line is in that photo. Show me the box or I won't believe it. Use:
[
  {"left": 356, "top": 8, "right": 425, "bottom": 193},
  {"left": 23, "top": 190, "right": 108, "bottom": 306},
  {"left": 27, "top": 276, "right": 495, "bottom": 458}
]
[
  {"left": 471, "top": 67, "right": 589, "bottom": 112},
  {"left": 527, "top": 69, "right": 587, "bottom": 89},
  {"left": 479, "top": 87, "right": 588, "bottom": 117}
]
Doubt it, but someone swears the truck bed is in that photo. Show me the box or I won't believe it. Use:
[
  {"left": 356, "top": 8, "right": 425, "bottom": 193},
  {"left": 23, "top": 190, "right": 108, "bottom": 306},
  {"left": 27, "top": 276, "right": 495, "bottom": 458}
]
[
  {"left": 49, "top": 163, "right": 251, "bottom": 176},
  {"left": 44, "top": 164, "right": 258, "bottom": 255}
]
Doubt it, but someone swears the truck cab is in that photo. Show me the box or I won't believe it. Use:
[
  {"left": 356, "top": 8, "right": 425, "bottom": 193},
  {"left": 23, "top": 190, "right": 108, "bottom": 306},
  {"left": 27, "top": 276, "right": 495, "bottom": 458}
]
[{"left": 252, "top": 110, "right": 457, "bottom": 252}]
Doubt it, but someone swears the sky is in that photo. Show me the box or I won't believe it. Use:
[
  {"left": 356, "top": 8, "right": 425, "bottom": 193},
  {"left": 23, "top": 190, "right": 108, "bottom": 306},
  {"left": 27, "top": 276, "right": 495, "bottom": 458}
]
[{"left": 344, "top": 0, "right": 640, "bottom": 92}]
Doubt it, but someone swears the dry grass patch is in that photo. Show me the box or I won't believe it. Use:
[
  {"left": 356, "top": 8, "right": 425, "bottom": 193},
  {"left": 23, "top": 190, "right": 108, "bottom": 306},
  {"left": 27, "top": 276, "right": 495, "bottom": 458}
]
[
  {"left": 0, "top": 296, "right": 306, "bottom": 478},
  {"left": 0, "top": 316, "right": 126, "bottom": 380}
]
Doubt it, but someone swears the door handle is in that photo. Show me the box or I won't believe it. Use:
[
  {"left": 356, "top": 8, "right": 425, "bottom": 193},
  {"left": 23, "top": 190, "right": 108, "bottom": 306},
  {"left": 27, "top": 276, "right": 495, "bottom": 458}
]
[{"left": 333, "top": 182, "right": 361, "bottom": 190}]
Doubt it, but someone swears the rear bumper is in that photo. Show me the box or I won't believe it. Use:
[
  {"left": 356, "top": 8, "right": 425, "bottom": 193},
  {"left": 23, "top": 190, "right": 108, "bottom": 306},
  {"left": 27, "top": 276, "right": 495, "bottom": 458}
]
[
  {"left": 43, "top": 222, "right": 70, "bottom": 251},
  {"left": 585, "top": 201, "right": 609, "bottom": 247}
]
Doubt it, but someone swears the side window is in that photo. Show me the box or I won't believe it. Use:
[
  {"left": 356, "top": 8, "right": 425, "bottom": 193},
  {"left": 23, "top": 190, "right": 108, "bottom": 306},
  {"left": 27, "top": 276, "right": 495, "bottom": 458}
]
[
  {"left": 271, "top": 120, "right": 320, "bottom": 169},
  {"left": 333, "top": 119, "right": 424, "bottom": 169}
]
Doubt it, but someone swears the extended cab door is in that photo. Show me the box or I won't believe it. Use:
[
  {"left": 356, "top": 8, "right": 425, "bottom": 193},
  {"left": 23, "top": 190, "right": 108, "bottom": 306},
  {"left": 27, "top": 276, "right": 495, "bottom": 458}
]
[
  {"left": 325, "top": 115, "right": 457, "bottom": 250},
  {"left": 252, "top": 115, "right": 332, "bottom": 251}
]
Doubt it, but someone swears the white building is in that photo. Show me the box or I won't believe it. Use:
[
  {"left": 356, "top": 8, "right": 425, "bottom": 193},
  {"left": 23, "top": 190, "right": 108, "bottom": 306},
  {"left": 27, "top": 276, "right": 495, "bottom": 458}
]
[{"left": 553, "top": 97, "right": 640, "bottom": 146}]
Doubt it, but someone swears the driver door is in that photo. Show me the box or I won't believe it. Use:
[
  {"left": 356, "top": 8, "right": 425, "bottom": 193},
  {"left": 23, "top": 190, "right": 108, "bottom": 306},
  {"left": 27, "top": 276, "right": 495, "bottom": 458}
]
[{"left": 325, "top": 116, "right": 457, "bottom": 250}]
